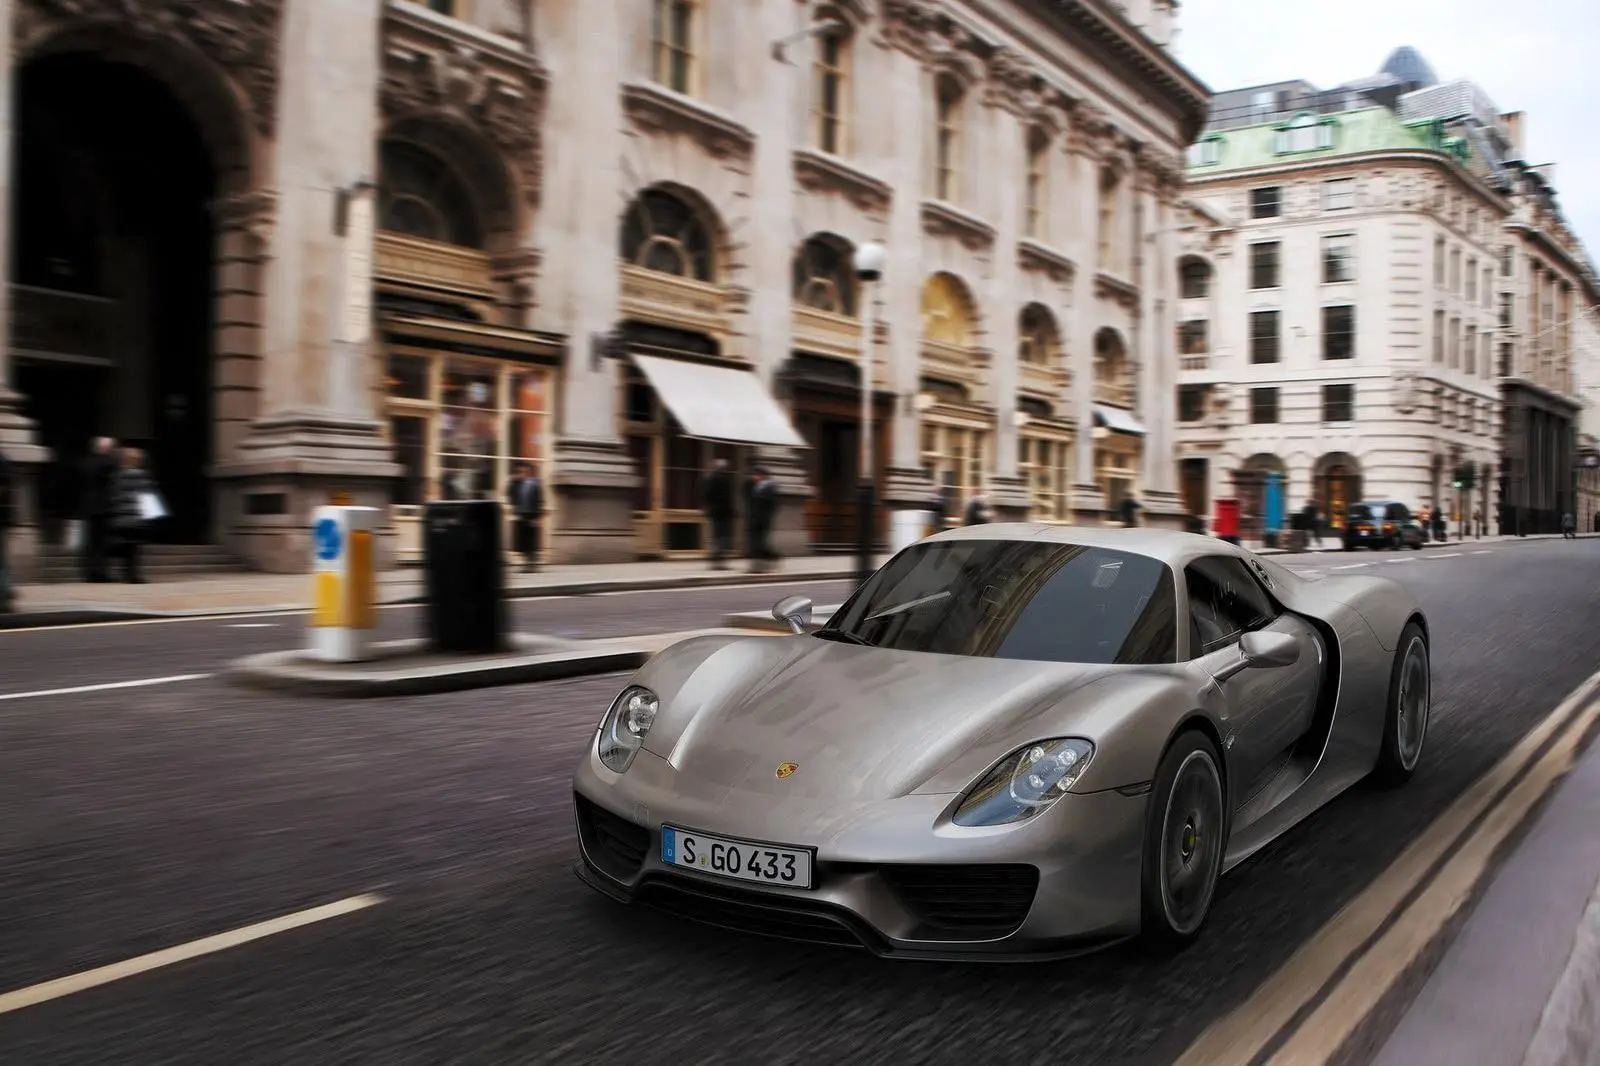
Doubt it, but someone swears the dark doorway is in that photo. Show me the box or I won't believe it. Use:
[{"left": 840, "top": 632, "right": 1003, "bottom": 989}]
[
  {"left": 791, "top": 382, "right": 891, "bottom": 549},
  {"left": 14, "top": 51, "right": 217, "bottom": 542}
]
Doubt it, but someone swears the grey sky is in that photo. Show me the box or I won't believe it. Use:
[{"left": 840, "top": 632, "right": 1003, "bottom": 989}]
[{"left": 1171, "top": 0, "right": 1598, "bottom": 260}]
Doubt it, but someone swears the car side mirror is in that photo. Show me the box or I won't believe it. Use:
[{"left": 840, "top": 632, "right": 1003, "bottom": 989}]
[
  {"left": 772, "top": 595, "right": 814, "bottom": 635},
  {"left": 1214, "top": 629, "right": 1300, "bottom": 682}
]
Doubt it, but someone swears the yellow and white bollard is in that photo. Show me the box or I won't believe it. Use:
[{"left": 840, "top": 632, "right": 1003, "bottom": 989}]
[{"left": 309, "top": 505, "right": 379, "bottom": 662}]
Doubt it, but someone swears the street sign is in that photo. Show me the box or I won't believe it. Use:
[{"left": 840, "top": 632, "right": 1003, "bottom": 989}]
[{"left": 313, "top": 517, "right": 343, "bottom": 561}]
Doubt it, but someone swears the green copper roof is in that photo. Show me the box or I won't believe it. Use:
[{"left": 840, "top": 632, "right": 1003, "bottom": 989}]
[{"left": 1187, "top": 106, "right": 1467, "bottom": 175}]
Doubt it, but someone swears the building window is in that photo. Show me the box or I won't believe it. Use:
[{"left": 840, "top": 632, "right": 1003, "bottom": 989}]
[
  {"left": 1499, "top": 341, "right": 1513, "bottom": 377},
  {"left": 792, "top": 234, "right": 856, "bottom": 315},
  {"left": 1250, "top": 387, "right": 1279, "bottom": 424},
  {"left": 1449, "top": 316, "right": 1460, "bottom": 367},
  {"left": 1024, "top": 127, "right": 1048, "bottom": 239},
  {"left": 1178, "top": 384, "right": 1207, "bottom": 422},
  {"left": 1465, "top": 324, "right": 1477, "bottom": 374},
  {"left": 620, "top": 188, "right": 714, "bottom": 281},
  {"left": 813, "top": 27, "right": 849, "bottom": 154},
  {"left": 1250, "top": 310, "right": 1280, "bottom": 364},
  {"left": 1449, "top": 248, "right": 1461, "bottom": 294},
  {"left": 1250, "top": 90, "right": 1274, "bottom": 121},
  {"left": 1481, "top": 332, "right": 1491, "bottom": 378},
  {"left": 1250, "top": 187, "right": 1281, "bottom": 218},
  {"left": 652, "top": 0, "right": 696, "bottom": 94},
  {"left": 1322, "top": 234, "right": 1355, "bottom": 283},
  {"left": 1188, "top": 138, "right": 1221, "bottom": 166},
  {"left": 1322, "top": 383, "right": 1354, "bottom": 423},
  {"left": 1322, "top": 305, "right": 1355, "bottom": 360},
  {"left": 1434, "top": 237, "right": 1446, "bottom": 287},
  {"left": 1322, "top": 178, "right": 1355, "bottom": 210},
  {"left": 1018, "top": 434, "right": 1071, "bottom": 522},
  {"left": 1180, "top": 258, "right": 1211, "bottom": 299},
  {"left": 1465, "top": 257, "right": 1477, "bottom": 301},
  {"left": 426, "top": 0, "right": 457, "bottom": 14},
  {"left": 378, "top": 141, "right": 485, "bottom": 248},
  {"left": 1018, "top": 302, "right": 1057, "bottom": 365},
  {"left": 1178, "top": 319, "right": 1209, "bottom": 358},
  {"left": 934, "top": 75, "right": 962, "bottom": 202},
  {"left": 1274, "top": 114, "right": 1334, "bottom": 153},
  {"left": 1249, "top": 242, "right": 1280, "bottom": 289},
  {"left": 1499, "top": 292, "right": 1513, "bottom": 329},
  {"left": 1433, "top": 309, "right": 1445, "bottom": 363},
  {"left": 1097, "top": 167, "right": 1120, "bottom": 273},
  {"left": 1500, "top": 244, "right": 1515, "bottom": 277}
]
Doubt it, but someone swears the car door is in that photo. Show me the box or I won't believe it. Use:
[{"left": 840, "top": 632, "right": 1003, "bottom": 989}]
[{"left": 1184, "top": 556, "right": 1325, "bottom": 795}]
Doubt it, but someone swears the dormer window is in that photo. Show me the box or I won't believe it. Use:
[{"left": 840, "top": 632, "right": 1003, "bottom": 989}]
[
  {"left": 1274, "top": 113, "right": 1335, "bottom": 154},
  {"left": 1187, "top": 136, "right": 1221, "bottom": 167}
]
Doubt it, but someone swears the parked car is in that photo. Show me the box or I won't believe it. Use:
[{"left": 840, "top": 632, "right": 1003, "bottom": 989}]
[{"left": 1344, "top": 501, "right": 1426, "bottom": 550}]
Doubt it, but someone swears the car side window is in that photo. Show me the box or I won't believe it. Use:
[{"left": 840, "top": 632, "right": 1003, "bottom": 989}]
[
  {"left": 1184, "top": 556, "right": 1279, "bottom": 658},
  {"left": 1387, "top": 503, "right": 1411, "bottom": 522}
]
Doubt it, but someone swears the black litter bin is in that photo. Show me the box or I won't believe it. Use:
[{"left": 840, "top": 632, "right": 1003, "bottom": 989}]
[{"left": 424, "top": 499, "right": 507, "bottom": 653}]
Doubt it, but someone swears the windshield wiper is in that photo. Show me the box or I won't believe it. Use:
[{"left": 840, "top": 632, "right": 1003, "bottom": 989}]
[
  {"left": 863, "top": 590, "right": 952, "bottom": 623},
  {"left": 812, "top": 628, "right": 874, "bottom": 647}
]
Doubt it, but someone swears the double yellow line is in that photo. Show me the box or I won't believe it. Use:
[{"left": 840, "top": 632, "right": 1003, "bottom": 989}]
[{"left": 1177, "top": 667, "right": 1600, "bottom": 1066}]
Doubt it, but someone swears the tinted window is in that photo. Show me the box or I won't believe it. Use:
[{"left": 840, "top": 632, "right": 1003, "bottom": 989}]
[
  {"left": 1347, "top": 504, "right": 1374, "bottom": 523},
  {"left": 823, "top": 540, "right": 1177, "bottom": 665},
  {"left": 1384, "top": 503, "right": 1411, "bottom": 521},
  {"left": 1185, "top": 556, "right": 1278, "bottom": 657}
]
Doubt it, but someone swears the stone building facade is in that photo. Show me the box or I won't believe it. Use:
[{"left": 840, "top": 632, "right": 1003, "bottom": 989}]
[{"left": 0, "top": 0, "right": 1206, "bottom": 576}]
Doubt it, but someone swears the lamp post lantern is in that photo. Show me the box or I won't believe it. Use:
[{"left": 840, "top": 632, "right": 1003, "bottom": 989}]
[{"left": 852, "top": 241, "right": 886, "bottom": 587}]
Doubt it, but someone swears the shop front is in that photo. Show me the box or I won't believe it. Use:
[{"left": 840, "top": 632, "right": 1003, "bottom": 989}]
[
  {"left": 780, "top": 353, "right": 893, "bottom": 549},
  {"left": 920, "top": 379, "right": 994, "bottom": 523},
  {"left": 1017, "top": 396, "right": 1074, "bottom": 523},
  {"left": 1092, "top": 404, "right": 1146, "bottom": 517}
]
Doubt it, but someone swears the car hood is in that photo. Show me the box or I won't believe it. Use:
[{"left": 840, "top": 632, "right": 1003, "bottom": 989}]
[{"left": 638, "top": 636, "right": 1119, "bottom": 803}]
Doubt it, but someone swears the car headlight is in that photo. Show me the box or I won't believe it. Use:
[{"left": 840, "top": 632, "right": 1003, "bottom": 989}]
[
  {"left": 596, "top": 686, "right": 660, "bottom": 773},
  {"left": 952, "top": 738, "right": 1095, "bottom": 827}
]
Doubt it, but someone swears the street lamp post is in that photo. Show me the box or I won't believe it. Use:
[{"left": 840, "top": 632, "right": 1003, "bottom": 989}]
[{"left": 852, "top": 242, "right": 886, "bottom": 587}]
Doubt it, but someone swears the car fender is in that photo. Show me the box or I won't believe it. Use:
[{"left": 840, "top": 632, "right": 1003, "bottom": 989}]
[{"left": 1055, "top": 670, "right": 1229, "bottom": 796}]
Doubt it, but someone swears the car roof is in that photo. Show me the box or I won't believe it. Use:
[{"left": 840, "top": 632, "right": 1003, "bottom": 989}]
[{"left": 921, "top": 522, "right": 1249, "bottom": 569}]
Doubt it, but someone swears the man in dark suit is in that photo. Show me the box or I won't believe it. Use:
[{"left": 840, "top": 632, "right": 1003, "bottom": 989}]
[
  {"left": 702, "top": 458, "right": 735, "bottom": 569},
  {"left": 79, "top": 437, "right": 117, "bottom": 582},
  {"left": 745, "top": 466, "right": 778, "bottom": 573},
  {"left": 506, "top": 462, "right": 545, "bottom": 572}
]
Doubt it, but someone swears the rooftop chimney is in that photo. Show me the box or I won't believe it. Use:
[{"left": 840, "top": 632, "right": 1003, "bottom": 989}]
[{"left": 1500, "top": 111, "right": 1525, "bottom": 158}]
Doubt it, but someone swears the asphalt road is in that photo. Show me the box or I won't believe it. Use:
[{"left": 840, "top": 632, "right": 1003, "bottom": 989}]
[
  {"left": 0, "top": 576, "right": 858, "bottom": 696},
  {"left": 1, "top": 539, "right": 1596, "bottom": 1065}
]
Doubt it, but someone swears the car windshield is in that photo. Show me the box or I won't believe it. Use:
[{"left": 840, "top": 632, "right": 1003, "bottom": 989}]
[
  {"left": 1348, "top": 505, "right": 1375, "bottom": 522},
  {"left": 821, "top": 540, "right": 1177, "bottom": 665}
]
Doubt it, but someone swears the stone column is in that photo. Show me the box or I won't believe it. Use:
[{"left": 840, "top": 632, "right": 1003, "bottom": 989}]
[
  {"left": 212, "top": 0, "right": 400, "bottom": 573},
  {"left": 1136, "top": 170, "right": 1184, "bottom": 528},
  {"left": 536, "top": 0, "right": 638, "bottom": 563},
  {"left": 878, "top": 44, "right": 933, "bottom": 512},
  {"left": 1065, "top": 112, "right": 1103, "bottom": 522},
  {"left": 746, "top": 0, "right": 810, "bottom": 558},
  {"left": 0, "top": 0, "right": 50, "bottom": 585},
  {"left": 983, "top": 88, "right": 1028, "bottom": 520}
]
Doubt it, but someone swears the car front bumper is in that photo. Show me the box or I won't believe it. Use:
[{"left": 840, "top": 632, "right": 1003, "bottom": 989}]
[{"left": 571, "top": 746, "right": 1149, "bottom": 960}]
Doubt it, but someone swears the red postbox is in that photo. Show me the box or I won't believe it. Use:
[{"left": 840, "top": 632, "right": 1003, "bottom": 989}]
[{"left": 1214, "top": 497, "right": 1241, "bottom": 543}]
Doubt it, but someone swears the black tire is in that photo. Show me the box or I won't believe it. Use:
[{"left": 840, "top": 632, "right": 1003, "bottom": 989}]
[
  {"left": 1139, "top": 730, "right": 1226, "bottom": 952},
  {"left": 1373, "top": 622, "right": 1430, "bottom": 786}
]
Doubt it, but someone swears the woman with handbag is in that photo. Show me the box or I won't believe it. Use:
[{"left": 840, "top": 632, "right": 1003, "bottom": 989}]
[{"left": 110, "top": 447, "right": 164, "bottom": 584}]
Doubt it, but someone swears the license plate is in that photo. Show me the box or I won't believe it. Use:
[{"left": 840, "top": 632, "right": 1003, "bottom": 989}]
[{"left": 660, "top": 825, "right": 814, "bottom": 890}]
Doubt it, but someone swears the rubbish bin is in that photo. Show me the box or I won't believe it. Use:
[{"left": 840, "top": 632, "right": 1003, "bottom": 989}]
[{"left": 424, "top": 499, "right": 507, "bottom": 653}]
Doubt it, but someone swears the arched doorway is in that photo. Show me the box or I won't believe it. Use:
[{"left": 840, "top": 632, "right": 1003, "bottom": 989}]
[
  {"left": 1314, "top": 452, "right": 1363, "bottom": 530},
  {"left": 1236, "top": 453, "right": 1288, "bottom": 539},
  {"left": 1017, "top": 303, "right": 1072, "bottom": 522},
  {"left": 14, "top": 50, "right": 221, "bottom": 543},
  {"left": 918, "top": 272, "right": 991, "bottom": 517}
]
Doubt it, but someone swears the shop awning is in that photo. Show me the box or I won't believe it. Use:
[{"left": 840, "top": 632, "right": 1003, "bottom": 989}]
[
  {"left": 1093, "top": 404, "right": 1147, "bottom": 436},
  {"left": 632, "top": 353, "right": 808, "bottom": 448}
]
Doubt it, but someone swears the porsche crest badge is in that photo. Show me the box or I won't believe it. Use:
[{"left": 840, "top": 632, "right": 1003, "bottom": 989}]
[{"left": 775, "top": 761, "right": 798, "bottom": 779}]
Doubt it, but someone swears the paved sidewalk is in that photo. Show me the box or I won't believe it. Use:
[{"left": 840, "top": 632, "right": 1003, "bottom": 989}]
[
  {"left": 1253, "top": 531, "right": 1596, "bottom": 554},
  {"left": 1372, "top": 717, "right": 1600, "bottom": 1066},
  {"left": 1, "top": 554, "right": 877, "bottom": 624}
]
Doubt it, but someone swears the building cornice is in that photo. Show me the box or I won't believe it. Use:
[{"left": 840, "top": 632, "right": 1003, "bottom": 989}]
[
  {"left": 1506, "top": 222, "right": 1600, "bottom": 304},
  {"left": 1187, "top": 148, "right": 1510, "bottom": 215}
]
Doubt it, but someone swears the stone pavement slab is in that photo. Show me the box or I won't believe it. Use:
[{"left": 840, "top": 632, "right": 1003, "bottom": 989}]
[{"left": 1371, "top": 709, "right": 1600, "bottom": 1066}]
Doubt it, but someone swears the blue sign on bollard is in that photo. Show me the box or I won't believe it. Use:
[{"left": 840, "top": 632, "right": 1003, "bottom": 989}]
[{"left": 314, "top": 517, "right": 343, "bottom": 561}]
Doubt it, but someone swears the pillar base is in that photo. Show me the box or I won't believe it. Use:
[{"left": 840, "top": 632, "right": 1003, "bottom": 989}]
[
  {"left": 212, "top": 411, "right": 402, "bottom": 573},
  {"left": 882, "top": 466, "right": 937, "bottom": 510},
  {"left": 1138, "top": 489, "right": 1189, "bottom": 531},
  {"left": 987, "top": 475, "right": 1033, "bottom": 522},
  {"left": 753, "top": 447, "right": 813, "bottom": 559},
  {"left": 0, "top": 387, "right": 51, "bottom": 584},
  {"left": 1071, "top": 483, "right": 1107, "bottom": 526},
  {"left": 549, "top": 437, "right": 640, "bottom": 564}
]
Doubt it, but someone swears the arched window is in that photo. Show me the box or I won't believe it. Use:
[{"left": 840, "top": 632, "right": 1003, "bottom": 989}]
[
  {"left": 1095, "top": 327, "right": 1127, "bottom": 382},
  {"left": 1180, "top": 257, "right": 1211, "bottom": 299},
  {"left": 934, "top": 75, "right": 963, "bottom": 202},
  {"left": 1018, "top": 303, "right": 1058, "bottom": 365},
  {"left": 813, "top": 24, "right": 850, "bottom": 155},
  {"left": 620, "top": 189, "right": 713, "bottom": 281},
  {"left": 378, "top": 140, "right": 484, "bottom": 248},
  {"left": 792, "top": 236, "right": 856, "bottom": 315},
  {"left": 921, "top": 272, "right": 975, "bottom": 347}
]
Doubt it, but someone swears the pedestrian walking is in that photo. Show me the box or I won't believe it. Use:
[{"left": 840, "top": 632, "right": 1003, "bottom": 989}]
[
  {"left": 1119, "top": 494, "right": 1142, "bottom": 528},
  {"left": 0, "top": 447, "right": 14, "bottom": 612},
  {"left": 1562, "top": 511, "right": 1576, "bottom": 539},
  {"left": 1300, "top": 500, "right": 1322, "bottom": 547},
  {"left": 745, "top": 467, "right": 778, "bottom": 573},
  {"left": 506, "top": 462, "right": 545, "bottom": 572},
  {"left": 964, "top": 491, "right": 993, "bottom": 525},
  {"left": 78, "top": 436, "right": 117, "bottom": 582},
  {"left": 109, "top": 447, "right": 162, "bottom": 584},
  {"left": 702, "top": 458, "right": 735, "bottom": 570}
]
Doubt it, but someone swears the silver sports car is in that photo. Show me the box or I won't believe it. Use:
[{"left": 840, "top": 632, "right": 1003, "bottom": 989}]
[{"left": 572, "top": 525, "right": 1431, "bottom": 959}]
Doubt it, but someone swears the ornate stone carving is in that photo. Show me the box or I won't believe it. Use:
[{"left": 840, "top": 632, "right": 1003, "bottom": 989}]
[
  {"left": 382, "top": 31, "right": 549, "bottom": 207},
  {"left": 984, "top": 46, "right": 1036, "bottom": 115},
  {"left": 875, "top": 0, "right": 939, "bottom": 58},
  {"left": 793, "top": 148, "right": 893, "bottom": 216},
  {"left": 619, "top": 81, "right": 756, "bottom": 164},
  {"left": 22, "top": 0, "right": 283, "bottom": 138},
  {"left": 1135, "top": 144, "right": 1185, "bottom": 203},
  {"left": 1392, "top": 369, "right": 1419, "bottom": 414},
  {"left": 1018, "top": 239, "right": 1075, "bottom": 284},
  {"left": 491, "top": 248, "right": 541, "bottom": 324},
  {"left": 211, "top": 188, "right": 277, "bottom": 246},
  {"left": 920, "top": 200, "right": 996, "bottom": 251}
]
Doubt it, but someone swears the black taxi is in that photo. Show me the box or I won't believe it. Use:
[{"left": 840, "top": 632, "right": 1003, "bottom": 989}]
[{"left": 1343, "top": 500, "right": 1426, "bottom": 550}]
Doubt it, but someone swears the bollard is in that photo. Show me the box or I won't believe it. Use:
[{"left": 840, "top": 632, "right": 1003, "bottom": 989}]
[{"left": 309, "top": 505, "right": 380, "bottom": 662}]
